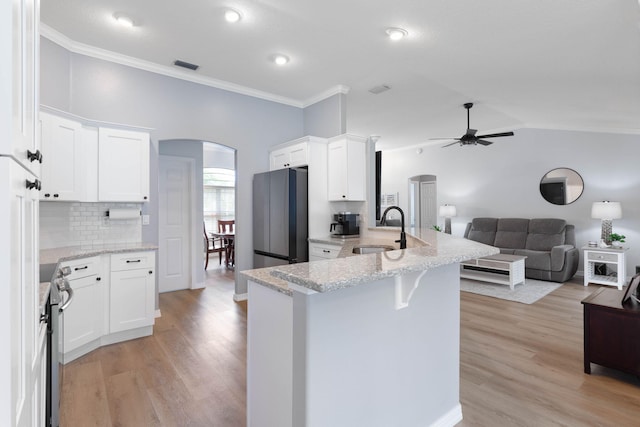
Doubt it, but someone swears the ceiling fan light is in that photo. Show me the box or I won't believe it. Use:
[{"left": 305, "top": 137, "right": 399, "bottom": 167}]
[
  {"left": 385, "top": 27, "right": 408, "bottom": 41},
  {"left": 225, "top": 9, "right": 242, "bottom": 23}
]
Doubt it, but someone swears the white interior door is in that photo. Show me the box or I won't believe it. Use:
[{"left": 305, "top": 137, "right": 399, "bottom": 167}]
[
  {"left": 420, "top": 181, "right": 437, "bottom": 232},
  {"left": 159, "top": 156, "right": 193, "bottom": 293}
]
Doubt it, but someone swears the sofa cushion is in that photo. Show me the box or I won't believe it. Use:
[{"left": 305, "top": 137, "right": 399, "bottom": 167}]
[
  {"left": 494, "top": 218, "right": 529, "bottom": 249},
  {"left": 514, "top": 249, "right": 551, "bottom": 270},
  {"left": 466, "top": 218, "right": 498, "bottom": 246},
  {"left": 525, "top": 218, "right": 566, "bottom": 251}
]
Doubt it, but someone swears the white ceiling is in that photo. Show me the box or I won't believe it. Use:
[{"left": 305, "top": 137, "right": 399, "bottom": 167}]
[{"left": 40, "top": 0, "right": 640, "bottom": 150}]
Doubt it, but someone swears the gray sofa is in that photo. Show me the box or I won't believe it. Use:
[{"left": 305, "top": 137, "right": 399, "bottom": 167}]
[{"left": 463, "top": 218, "right": 579, "bottom": 282}]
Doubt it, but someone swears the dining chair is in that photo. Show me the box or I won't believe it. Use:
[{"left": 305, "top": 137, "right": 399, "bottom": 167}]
[
  {"left": 217, "top": 219, "right": 235, "bottom": 267},
  {"left": 204, "top": 222, "right": 225, "bottom": 269}
]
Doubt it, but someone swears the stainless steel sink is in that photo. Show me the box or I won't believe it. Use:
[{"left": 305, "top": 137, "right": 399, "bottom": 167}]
[{"left": 352, "top": 245, "right": 395, "bottom": 254}]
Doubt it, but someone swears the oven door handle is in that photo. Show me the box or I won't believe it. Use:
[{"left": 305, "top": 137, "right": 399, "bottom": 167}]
[{"left": 59, "top": 284, "right": 74, "bottom": 313}]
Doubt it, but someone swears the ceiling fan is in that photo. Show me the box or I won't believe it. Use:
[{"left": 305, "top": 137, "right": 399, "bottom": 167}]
[{"left": 431, "top": 103, "right": 514, "bottom": 147}]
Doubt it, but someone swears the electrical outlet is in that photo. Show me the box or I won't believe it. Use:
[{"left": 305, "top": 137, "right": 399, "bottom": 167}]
[{"left": 142, "top": 214, "right": 150, "bottom": 225}]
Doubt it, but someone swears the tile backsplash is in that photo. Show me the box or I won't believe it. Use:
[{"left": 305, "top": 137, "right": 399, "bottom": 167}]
[{"left": 40, "top": 202, "right": 143, "bottom": 249}]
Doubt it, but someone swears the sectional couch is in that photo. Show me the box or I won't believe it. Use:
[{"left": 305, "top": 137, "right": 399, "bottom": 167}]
[{"left": 463, "top": 218, "right": 579, "bottom": 282}]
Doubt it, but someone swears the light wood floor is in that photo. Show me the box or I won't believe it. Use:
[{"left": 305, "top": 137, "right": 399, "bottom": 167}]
[{"left": 61, "top": 274, "right": 640, "bottom": 426}]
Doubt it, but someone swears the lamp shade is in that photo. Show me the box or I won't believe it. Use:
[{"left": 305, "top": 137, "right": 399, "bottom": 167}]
[
  {"left": 439, "top": 204, "right": 457, "bottom": 217},
  {"left": 591, "top": 201, "right": 622, "bottom": 220}
]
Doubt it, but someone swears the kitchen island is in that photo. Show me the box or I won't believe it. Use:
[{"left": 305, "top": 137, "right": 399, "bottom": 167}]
[{"left": 241, "top": 229, "right": 497, "bottom": 427}]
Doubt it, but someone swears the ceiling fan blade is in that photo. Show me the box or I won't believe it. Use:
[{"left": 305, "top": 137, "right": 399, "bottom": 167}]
[
  {"left": 428, "top": 137, "right": 459, "bottom": 140},
  {"left": 476, "top": 131, "right": 514, "bottom": 139},
  {"left": 465, "top": 128, "right": 477, "bottom": 136},
  {"left": 442, "top": 141, "right": 461, "bottom": 148},
  {"left": 476, "top": 139, "right": 493, "bottom": 146}
]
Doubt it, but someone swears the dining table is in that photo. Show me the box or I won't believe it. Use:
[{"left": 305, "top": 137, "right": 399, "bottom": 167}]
[{"left": 210, "top": 231, "right": 235, "bottom": 268}]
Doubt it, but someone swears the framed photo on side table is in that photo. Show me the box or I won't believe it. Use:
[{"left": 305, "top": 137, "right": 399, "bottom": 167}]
[{"left": 621, "top": 273, "right": 640, "bottom": 305}]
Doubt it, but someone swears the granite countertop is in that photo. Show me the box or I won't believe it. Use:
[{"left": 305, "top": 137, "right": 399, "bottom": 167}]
[
  {"left": 242, "top": 228, "right": 498, "bottom": 295},
  {"left": 40, "top": 242, "right": 158, "bottom": 265},
  {"left": 39, "top": 282, "right": 51, "bottom": 313}
]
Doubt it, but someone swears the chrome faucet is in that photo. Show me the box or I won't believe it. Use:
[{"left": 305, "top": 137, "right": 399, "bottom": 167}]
[{"left": 380, "top": 206, "right": 407, "bottom": 249}]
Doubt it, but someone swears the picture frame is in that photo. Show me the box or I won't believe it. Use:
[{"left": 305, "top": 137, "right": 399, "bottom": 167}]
[{"left": 621, "top": 273, "right": 640, "bottom": 305}]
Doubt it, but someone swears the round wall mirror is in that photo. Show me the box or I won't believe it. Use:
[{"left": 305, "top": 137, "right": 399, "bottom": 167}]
[{"left": 539, "top": 168, "right": 584, "bottom": 205}]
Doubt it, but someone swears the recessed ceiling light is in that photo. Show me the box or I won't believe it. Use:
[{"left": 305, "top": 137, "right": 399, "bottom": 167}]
[
  {"left": 385, "top": 27, "right": 408, "bottom": 41},
  {"left": 272, "top": 54, "right": 290, "bottom": 66},
  {"left": 113, "top": 12, "right": 135, "bottom": 28},
  {"left": 225, "top": 9, "right": 242, "bottom": 23}
]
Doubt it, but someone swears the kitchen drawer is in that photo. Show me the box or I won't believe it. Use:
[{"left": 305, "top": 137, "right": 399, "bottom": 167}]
[
  {"left": 110, "top": 251, "right": 155, "bottom": 271},
  {"left": 587, "top": 252, "right": 618, "bottom": 262},
  {"left": 60, "top": 256, "right": 100, "bottom": 280},
  {"left": 309, "top": 242, "right": 342, "bottom": 260}
]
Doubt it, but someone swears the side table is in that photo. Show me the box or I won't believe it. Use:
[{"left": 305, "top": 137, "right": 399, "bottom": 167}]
[
  {"left": 583, "top": 246, "right": 628, "bottom": 290},
  {"left": 582, "top": 287, "right": 640, "bottom": 376}
]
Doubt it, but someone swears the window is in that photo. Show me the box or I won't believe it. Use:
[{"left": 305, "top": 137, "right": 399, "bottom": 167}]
[{"left": 204, "top": 168, "right": 235, "bottom": 231}]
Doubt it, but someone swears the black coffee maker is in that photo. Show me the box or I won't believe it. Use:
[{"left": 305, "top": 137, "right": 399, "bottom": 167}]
[{"left": 330, "top": 212, "right": 360, "bottom": 237}]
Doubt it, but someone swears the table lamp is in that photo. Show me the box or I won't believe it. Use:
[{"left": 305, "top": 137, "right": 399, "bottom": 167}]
[
  {"left": 591, "top": 201, "right": 622, "bottom": 244},
  {"left": 439, "top": 204, "right": 457, "bottom": 234}
]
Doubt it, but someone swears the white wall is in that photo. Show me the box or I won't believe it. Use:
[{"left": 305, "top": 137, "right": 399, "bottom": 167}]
[{"left": 381, "top": 128, "right": 640, "bottom": 278}]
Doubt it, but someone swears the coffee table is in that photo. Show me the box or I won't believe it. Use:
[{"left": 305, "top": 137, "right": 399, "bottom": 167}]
[{"left": 460, "top": 254, "right": 527, "bottom": 290}]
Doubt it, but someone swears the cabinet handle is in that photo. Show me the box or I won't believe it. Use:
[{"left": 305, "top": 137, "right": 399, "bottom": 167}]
[
  {"left": 96, "top": 277, "right": 101, "bottom": 281},
  {"left": 27, "top": 149, "right": 43, "bottom": 163},
  {"left": 53, "top": 194, "right": 59, "bottom": 198},
  {"left": 126, "top": 259, "right": 142, "bottom": 263},
  {"left": 342, "top": 195, "right": 346, "bottom": 198},
  {"left": 144, "top": 196, "right": 148, "bottom": 200},
  {"left": 44, "top": 193, "right": 50, "bottom": 198},
  {"left": 25, "top": 179, "right": 41, "bottom": 191},
  {"left": 74, "top": 266, "right": 88, "bottom": 271},
  {"left": 148, "top": 270, "right": 153, "bottom": 275},
  {"left": 323, "top": 250, "right": 331, "bottom": 253}
]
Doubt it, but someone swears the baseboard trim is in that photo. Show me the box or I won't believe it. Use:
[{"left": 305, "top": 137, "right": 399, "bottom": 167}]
[
  {"left": 191, "top": 281, "right": 206, "bottom": 290},
  {"left": 429, "top": 403, "right": 463, "bottom": 427},
  {"left": 233, "top": 293, "right": 248, "bottom": 302}
]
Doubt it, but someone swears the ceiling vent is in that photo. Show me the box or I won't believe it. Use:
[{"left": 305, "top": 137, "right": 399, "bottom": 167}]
[
  {"left": 173, "top": 60, "right": 199, "bottom": 71},
  {"left": 369, "top": 84, "right": 391, "bottom": 95}
]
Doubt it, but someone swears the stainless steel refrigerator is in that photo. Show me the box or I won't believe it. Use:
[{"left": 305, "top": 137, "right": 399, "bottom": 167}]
[{"left": 253, "top": 168, "right": 308, "bottom": 268}]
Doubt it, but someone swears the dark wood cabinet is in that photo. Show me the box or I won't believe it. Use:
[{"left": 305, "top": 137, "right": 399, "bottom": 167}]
[{"left": 582, "top": 287, "right": 640, "bottom": 376}]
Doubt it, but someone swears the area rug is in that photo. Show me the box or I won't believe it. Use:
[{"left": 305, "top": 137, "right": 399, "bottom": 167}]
[{"left": 460, "top": 278, "right": 564, "bottom": 304}]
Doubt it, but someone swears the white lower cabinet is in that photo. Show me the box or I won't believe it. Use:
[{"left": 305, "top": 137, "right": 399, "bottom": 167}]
[
  {"left": 309, "top": 242, "right": 342, "bottom": 261},
  {"left": 60, "top": 251, "right": 156, "bottom": 363},
  {"left": 62, "top": 257, "right": 103, "bottom": 353},
  {"left": 109, "top": 252, "right": 156, "bottom": 333}
]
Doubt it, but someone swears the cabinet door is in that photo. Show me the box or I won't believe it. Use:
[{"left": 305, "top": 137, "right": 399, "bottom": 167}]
[
  {"left": 3, "top": 158, "right": 39, "bottom": 427},
  {"left": 287, "top": 143, "right": 308, "bottom": 168},
  {"left": 63, "top": 275, "right": 103, "bottom": 352},
  {"left": 98, "top": 128, "right": 150, "bottom": 202},
  {"left": 270, "top": 147, "right": 290, "bottom": 170},
  {"left": 40, "top": 112, "right": 84, "bottom": 201},
  {"left": 269, "top": 143, "right": 308, "bottom": 170},
  {"left": 327, "top": 140, "right": 348, "bottom": 200},
  {"left": 110, "top": 268, "right": 155, "bottom": 333},
  {"left": 327, "top": 138, "right": 366, "bottom": 201}
]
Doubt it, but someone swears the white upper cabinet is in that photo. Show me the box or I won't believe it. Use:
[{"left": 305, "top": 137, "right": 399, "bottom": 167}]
[
  {"left": 327, "top": 134, "right": 366, "bottom": 201},
  {"left": 269, "top": 141, "right": 308, "bottom": 170},
  {"left": 39, "top": 112, "right": 85, "bottom": 201},
  {"left": 98, "top": 128, "right": 150, "bottom": 202},
  {"left": 39, "top": 109, "right": 150, "bottom": 203}
]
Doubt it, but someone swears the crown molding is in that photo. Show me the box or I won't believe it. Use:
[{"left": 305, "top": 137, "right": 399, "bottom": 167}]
[
  {"left": 40, "top": 24, "right": 335, "bottom": 108},
  {"left": 302, "top": 85, "right": 350, "bottom": 108}
]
